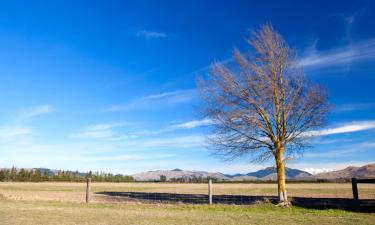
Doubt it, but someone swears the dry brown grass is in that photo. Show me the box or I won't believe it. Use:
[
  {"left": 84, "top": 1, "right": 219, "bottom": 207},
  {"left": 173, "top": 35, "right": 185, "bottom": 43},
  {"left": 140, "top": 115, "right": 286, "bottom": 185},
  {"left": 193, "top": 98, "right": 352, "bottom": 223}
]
[
  {"left": 0, "top": 182, "right": 374, "bottom": 225},
  {"left": 0, "top": 182, "right": 374, "bottom": 203}
]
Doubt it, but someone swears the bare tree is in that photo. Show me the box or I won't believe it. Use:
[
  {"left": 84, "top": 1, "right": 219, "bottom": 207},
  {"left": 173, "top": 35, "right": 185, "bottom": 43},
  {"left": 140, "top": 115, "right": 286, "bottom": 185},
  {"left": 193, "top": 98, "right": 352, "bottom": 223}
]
[{"left": 197, "top": 24, "right": 329, "bottom": 204}]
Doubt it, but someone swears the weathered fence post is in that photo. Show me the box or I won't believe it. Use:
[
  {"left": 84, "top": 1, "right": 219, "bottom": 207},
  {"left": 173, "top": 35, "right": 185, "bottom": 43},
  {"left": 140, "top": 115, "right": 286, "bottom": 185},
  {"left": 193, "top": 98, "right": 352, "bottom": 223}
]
[
  {"left": 86, "top": 178, "right": 91, "bottom": 203},
  {"left": 208, "top": 178, "right": 212, "bottom": 205},
  {"left": 351, "top": 178, "right": 358, "bottom": 201}
]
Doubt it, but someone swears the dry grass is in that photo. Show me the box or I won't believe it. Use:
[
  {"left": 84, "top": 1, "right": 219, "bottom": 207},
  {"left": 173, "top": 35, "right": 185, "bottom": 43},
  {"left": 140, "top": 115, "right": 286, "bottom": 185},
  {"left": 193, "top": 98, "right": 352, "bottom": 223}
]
[
  {"left": 0, "top": 199, "right": 374, "bottom": 225},
  {"left": 0, "top": 182, "right": 374, "bottom": 225},
  {"left": 0, "top": 182, "right": 374, "bottom": 203}
]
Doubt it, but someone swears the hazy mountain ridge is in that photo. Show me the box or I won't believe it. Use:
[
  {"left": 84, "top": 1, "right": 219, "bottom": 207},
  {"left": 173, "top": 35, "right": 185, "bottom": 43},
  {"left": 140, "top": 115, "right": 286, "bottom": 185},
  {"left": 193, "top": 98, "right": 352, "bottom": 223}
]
[
  {"left": 10, "top": 163, "right": 374, "bottom": 182},
  {"left": 133, "top": 167, "right": 313, "bottom": 181},
  {"left": 132, "top": 163, "right": 375, "bottom": 181},
  {"left": 132, "top": 169, "right": 229, "bottom": 181},
  {"left": 314, "top": 163, "right": 375, "bottom": 180},
  {"left": 246, "top": 167, "right": 312, "bottom": 179}
]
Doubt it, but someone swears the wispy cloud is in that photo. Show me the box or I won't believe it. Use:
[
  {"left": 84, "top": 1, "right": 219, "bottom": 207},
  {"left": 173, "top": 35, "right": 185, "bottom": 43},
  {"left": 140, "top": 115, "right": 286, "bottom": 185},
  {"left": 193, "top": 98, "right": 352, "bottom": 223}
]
[
  {"left": 86, "top": 153, "right": 176, "bottom": 162},
  {"left": 71, "top": 120, "right": 207, "bottom": 149},
  {"left": 333, "top": 103, "right": 375, "bottom": 113},
  {"left": 0, "top": 125, "right": 32, "bottom": 142},
  {"left": 338, "top": 8, "right": 366, "bottom": 42},
  {"left": 17, "top": 104, "right": 54, "bottom": 119},
  {"left": 0, "top": 139, "right": 179, "bottom": 173},
  {"left": 71, "top": 122, "right": 127, "bottom": 139},
  {"left": 143, "top": 91, "right": 184, "bottom": 100},
  {"left": 72, "top": 119, "right": 205, "bottom": 149},
  {"left": 299, "top": 39, "right": 375, "bottom": 68},
  {"left": 170, "top": 119, "right": 213, "bottom": 129},
  {"left": 133, "top": 118, "right": 213, "bottom": 136},
  {"left": 102, "top": 89, "right": 196, "bottom": 112},
  {"left": 306, "top": 121, "right": 375, "bottom": 137},
  {"left": 141, "top": 90, "right": 196, "bottom": 104},
  {"left": 127, "top": 135, "right": 205, "bottom": 149},
  {"left": 136, "top": 30, "right": 168, "bottom": 40},
  {"left": 304, "top": 141, "right": 375, "bottom": 159},
  {"left": 299, "top": 8, "right": 371, "bottom": 71},
  {"left": 184, "top": 38, "right": 375, "bottom": 80}
]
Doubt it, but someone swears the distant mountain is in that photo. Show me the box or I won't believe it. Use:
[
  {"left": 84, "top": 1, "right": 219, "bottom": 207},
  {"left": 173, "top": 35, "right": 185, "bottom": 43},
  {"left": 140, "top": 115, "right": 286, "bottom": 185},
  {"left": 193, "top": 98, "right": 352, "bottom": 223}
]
[
  {"left": 132, "top": 169, "right": 229, "bottom": 181},
  {"left": 314, "top": 163, "right": 375, "bottom": 180},
  {"left": 229, "top": 167, "right": 312, "bottom": 181},
  {"left": 247, "top": 167, "right": 312, "bottom": 180},
  {"left": 20, "top": 163, "right": 375, "bottom": 181},
  {"left": 132, "top": 167, "right": 312, "bottom": 181}
]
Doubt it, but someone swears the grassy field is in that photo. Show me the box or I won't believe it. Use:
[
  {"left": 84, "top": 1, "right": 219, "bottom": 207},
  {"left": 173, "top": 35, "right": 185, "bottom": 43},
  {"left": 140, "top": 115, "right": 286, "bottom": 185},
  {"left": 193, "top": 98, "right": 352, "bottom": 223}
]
[
  {"left": 0, "top": 198, "right": 374, "bottom": 225},
  {"left": 0, "top": 182, "right": 374, "bottom": 225},
  {"left": 0, "top": 182, "right": 374, "bottom": 203}
]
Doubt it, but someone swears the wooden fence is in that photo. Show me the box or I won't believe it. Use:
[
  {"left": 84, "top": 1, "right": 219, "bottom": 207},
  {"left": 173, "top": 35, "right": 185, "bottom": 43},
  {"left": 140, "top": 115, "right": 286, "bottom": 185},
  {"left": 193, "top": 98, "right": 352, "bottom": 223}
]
[{"left": 351, "top": 178, "right": 375, "bottom": 201}]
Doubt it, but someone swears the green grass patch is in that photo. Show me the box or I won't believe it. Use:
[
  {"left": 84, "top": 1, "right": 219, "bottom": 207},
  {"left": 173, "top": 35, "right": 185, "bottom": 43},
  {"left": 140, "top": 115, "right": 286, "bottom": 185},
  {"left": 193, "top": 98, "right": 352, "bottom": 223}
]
[{"left": 0, "top": 198, "right": 374, "bottom": 225}]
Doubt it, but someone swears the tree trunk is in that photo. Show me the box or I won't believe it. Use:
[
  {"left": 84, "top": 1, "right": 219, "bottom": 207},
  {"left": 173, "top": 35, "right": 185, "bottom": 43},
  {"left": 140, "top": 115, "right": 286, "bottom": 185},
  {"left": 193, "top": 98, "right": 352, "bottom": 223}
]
[{"left": 275, "top": 151, "right": 288, "bottom": 204}]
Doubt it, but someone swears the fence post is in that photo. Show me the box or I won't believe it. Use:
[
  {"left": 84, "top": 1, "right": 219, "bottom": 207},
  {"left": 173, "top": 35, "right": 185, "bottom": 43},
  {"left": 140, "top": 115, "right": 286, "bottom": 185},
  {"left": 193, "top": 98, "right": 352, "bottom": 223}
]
[
  {"left": 351, "top": 178, "right": 358, "bottom": 201},
  {"left": 208, "top": 178, "right": 212, "bottom": 205},
  {"left": 86, "top": 178, "right": 91, "bottom": 203}
]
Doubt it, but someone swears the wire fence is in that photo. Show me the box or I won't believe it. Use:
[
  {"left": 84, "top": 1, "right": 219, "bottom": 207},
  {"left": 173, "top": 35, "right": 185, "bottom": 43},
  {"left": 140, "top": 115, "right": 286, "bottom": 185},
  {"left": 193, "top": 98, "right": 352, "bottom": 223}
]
[
  {"left": 91, "top": 179, "right": 375, "bottom": 209},
  {"left": 0, "top": 179, "right": 374, "bottom": 210}
]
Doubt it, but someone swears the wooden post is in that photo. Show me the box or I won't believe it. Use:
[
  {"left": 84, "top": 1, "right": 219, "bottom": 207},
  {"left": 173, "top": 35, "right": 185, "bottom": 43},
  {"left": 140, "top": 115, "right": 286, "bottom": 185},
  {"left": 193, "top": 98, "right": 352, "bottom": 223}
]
[
  {"left": 351, "top": 178, "right": 358, "bottom": 201},
  {"left": 86, "top": 178, "right": 91, "bottom": 203},
  {"left": 208, "top": 178, "right": 212, "bottom": 205}
]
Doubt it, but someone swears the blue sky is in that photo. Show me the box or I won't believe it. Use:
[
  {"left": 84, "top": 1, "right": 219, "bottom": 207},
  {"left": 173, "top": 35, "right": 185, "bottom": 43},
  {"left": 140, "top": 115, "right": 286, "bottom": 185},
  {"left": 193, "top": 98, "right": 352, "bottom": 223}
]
[{"left": 0, "top": 0, "right": 374, "bottom": 174}]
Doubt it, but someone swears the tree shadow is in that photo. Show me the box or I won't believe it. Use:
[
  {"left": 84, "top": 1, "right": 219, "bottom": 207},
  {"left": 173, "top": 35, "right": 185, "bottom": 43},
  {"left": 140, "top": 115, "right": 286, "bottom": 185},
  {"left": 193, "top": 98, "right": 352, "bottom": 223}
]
[{"left": 96, "top": 191, "right": 375, "bottom": 212}]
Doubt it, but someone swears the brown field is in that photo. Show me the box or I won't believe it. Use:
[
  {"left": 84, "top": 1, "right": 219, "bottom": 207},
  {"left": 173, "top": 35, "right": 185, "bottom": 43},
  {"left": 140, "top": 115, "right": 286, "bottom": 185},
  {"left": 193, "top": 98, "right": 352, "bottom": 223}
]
[
  {"left": 0, "top": 182, "right": 374, "bottom": 225},
  {"left": 0, "top": 182, "right": 374, "bottom": 203}
]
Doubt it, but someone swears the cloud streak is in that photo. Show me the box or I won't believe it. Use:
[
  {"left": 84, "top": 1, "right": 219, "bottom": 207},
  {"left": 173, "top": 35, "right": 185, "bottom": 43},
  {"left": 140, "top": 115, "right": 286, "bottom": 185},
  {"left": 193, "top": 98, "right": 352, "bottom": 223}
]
[
  {"left": 333, "top": 103, "right": 375, "bottom": 112},
  {"left": 136, "top": 30, "right": 168, "bottom": 40},
  {"left": 0, "top": 125, "right": 32, "bottom": 142},
  {"left": 299, "top": 39, "right": 375, "bottom": 69},
  {"left": 170, "top": 119, "right": 213, "bottom": 129},
  {"left": 123, "top": 135, "right": 205, "bottom": 149},
  {"left": 80, "top": 153, "right": 176, "bottom": 162},
  {"left": 102, "top": 89, "right": 196, "bottom": 112},
  {"left": 304, "top": 141, "right": 375, "bottom": 159},
  {"left": 186, "top": 38, "right": 375, "bottom": 80},
  {"left": 71, "top": 122, "right": 127, "bottom": 139},
  {"left": 17, "top": 104, "right": 54, "bottom": 119},
  {"left": 306, "top": 121, "right": 375, "bottom": 137}
]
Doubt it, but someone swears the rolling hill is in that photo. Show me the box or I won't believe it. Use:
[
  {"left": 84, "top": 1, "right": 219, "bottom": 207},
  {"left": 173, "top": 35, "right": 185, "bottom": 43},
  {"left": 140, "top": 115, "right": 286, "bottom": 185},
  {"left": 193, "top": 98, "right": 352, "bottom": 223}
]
[
  {"left": 246, "top": 167, "right": 312, "bottom": 180},
  {"left": 132, "top": 169, "right": 229, "bottom": 181},
  {"left": 132, "top": 167, "right": 312, "bottom": 181},
  {"left": 314, "top": 163, "right": 375, "bottom": 180},
  {"left": 25, "top": 163, "right": 375, "bottom": 181}
]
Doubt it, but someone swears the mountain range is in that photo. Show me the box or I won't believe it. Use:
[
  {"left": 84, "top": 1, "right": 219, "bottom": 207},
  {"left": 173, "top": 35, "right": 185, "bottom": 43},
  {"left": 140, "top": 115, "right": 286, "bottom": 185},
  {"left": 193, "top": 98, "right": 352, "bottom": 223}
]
[
  {"left": 132, "top": 163, "right": 375, "bottom": 181},
  {"left": 132, "top": 168, "right": 230, "bottom": 181},
  {"left": 132, "top": 167, "right": 313, "bottom": 181},
  {"left": 314, "top": 163, "right": 375, "bottom": 180},
  {"left": 27, "top": 163, "right": 375, "bottom": 181}
]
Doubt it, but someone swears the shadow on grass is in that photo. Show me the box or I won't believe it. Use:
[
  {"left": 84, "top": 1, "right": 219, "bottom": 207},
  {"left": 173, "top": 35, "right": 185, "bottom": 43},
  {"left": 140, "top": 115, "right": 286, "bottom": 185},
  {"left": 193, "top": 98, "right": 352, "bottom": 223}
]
[{"left": 96, "top": 191, "right": 375, "bottom": 212}]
